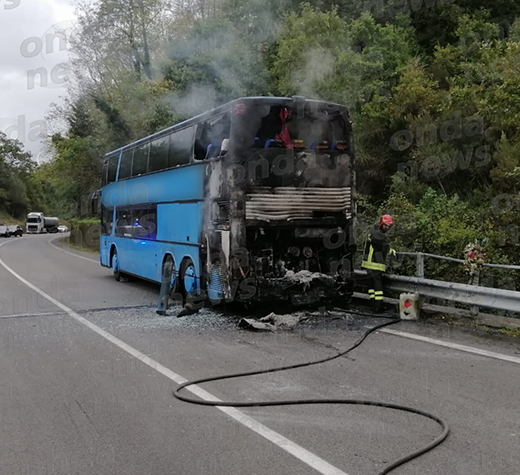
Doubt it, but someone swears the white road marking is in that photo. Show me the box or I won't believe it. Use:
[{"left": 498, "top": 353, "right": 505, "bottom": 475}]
[
  {"left": 48, "top": 236, "right": 99, "bottom": 263},
  {"left": 381, "top": 328, "right": 520, "bottom": 365},
  {"left": 0, "top": 311, "right": 63, "bottom": 319},
  {"left": 0, "top": 239, "right": 349, "bottom": 475}
]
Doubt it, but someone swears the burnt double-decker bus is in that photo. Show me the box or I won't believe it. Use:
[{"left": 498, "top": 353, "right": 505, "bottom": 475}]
[{"left": 100, "top": 96, "right": 355, "bottom": 308}]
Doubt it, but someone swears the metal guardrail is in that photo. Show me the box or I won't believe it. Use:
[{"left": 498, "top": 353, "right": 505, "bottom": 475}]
[
  {"left": 383, "top": 274, "right": 520, "bottom": 313},
  {"left": 355, "top": 249, "right": 520, "bottom": 322},
  {"left": 354, "top": 269, "right": 520, "bottom": 314},
  {"left": 398, "top": 252, "right": 520, "bottom": 278}
]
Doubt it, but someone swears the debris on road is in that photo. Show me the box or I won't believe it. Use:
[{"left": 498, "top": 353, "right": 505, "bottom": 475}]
[
  {"left": 176, "top": 302, "right": 200, "bottom": 318},
  {"left": 283, "top": 270, "right": 333, "bottom": 290},
  {"left": 239, "top": 312, "right": 301, "bottom": 332},
  {"left": 239, "top": 318, "right": 276, "bottom": 331}
]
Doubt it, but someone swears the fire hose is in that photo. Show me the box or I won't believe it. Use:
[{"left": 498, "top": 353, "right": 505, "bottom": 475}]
[{"left": 173, "top": 312, "right": 449, "bottom": 474}]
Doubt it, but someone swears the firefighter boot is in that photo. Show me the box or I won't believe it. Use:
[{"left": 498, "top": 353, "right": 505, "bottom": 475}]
[{"left": 374, "top": 299, "right": 384, "bottom": 313}]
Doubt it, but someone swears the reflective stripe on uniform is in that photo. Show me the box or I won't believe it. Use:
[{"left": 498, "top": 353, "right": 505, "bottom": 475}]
[
  {"left": 368, "top": 245, "right": 374, "bottom": 264},
  {"left": 375, "top": 290, "right": 383, "bottom": 301},
  {"left": 361, "top": 260, "right": 386, "bottom": 271},
  {"left": 368, "top": 289, "right": 375, "bottom": 299}
]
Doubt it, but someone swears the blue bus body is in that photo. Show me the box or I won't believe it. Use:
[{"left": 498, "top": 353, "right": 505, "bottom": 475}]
[
  {"left": 100, "top": 163, "right": 206, "bottom": 292},
  {"left": 99, "top": 96, "right": 356, "bottom": 307}
]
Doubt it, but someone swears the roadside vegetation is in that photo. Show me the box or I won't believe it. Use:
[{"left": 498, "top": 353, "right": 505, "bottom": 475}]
[
  {"left": 0, "top": 211, "right": 24, "bottom": 226},
  {"left": 69, "top": 218, "right": 102, "bottom": 252},
  {"left": 1, "top": 0, "right": 520, "bottom": 282}
]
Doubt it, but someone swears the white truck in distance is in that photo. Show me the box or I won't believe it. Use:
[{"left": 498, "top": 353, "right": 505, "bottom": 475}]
[{"left": 26, "top": 212, "right": 60, "bottom": 234}]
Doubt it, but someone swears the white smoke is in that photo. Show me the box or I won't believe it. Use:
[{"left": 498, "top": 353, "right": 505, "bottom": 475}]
[
  {"left": 162, "top": 84, "right": 219, "bottom": 119},
  {"left": 293, "top": 47, "right": 335, "bottom": 100}
]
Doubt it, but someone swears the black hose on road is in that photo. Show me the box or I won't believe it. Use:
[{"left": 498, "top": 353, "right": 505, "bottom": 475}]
[{"left": 173, "top": 312, "right": 450, "bottom": 475}]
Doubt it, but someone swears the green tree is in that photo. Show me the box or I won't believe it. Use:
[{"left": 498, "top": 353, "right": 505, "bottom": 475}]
[{"left": 0, "top": 132, "right": 37, "bottom": 218}]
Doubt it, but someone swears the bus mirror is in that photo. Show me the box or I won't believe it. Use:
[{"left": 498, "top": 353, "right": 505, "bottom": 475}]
[{"left": 90, "top": 190, "right": 101, "bottom": 217}]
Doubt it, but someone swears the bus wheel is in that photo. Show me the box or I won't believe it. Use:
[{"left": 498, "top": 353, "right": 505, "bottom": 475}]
[
  {"left": 112, "top": 250, "right": 129, "bottom": 282},
  {"left": 163, "top": 255, "right": 179, "bottom": 296},
  {"left": 180, "top": 258, "right": 197, "bottom": 296}
]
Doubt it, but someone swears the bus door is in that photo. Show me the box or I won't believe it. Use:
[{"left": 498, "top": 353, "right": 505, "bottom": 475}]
[
  {"left": 129, "top": 207, "right": 158, "bottom": 280},
  {"left": 100, "top": 206, "right": 114, "bottom": 267}
]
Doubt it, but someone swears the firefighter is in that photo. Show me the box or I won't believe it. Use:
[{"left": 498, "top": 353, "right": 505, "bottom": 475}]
[{"left": 361, "top": 214, "right": 397, "bottom": 312}]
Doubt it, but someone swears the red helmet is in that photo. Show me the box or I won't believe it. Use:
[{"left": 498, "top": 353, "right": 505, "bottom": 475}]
[{"left": 379, "top": 214, "right": 394, "bottom": 227}]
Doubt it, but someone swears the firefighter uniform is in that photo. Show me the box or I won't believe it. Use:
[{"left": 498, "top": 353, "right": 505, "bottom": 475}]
[{"left": 362, "top": 218, "right": 395, "bottom": 312}]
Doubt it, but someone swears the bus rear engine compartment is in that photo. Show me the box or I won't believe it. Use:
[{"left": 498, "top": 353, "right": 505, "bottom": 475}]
[{"left": 238, "top": 225, "right": 354, "bottom": 307}]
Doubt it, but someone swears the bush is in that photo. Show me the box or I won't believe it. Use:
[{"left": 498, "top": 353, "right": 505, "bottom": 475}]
[{"left": 69, "top": 218, "right": 101, "bottom": 251}]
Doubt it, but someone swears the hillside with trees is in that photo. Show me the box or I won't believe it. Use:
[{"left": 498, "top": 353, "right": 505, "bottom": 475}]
[{"left": 2, "top": 0, "right": 520, "bottom": 282}]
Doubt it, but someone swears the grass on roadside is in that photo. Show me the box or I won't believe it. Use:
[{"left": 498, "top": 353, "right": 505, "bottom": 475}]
[
  {"left": 67, "top": 240, "right": 99, "bottom": 254},
  {"left": 68, "top": 218, "right": 101, "bottom": 253},
  {"left": 428, "top": 312, "right": 520, "bottom": 337},
  {"left": 0, "top": 212, "right": 24, "bottom": 226},
  {"left": 472, "top": 324, "right": 520, "bottom": 338}
]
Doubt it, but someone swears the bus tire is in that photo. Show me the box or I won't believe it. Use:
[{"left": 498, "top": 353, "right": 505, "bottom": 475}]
[
  {"left": 163, "top": 255, "right": 179, "bottom": 297},
  {"left": 180, "top": 257, "right": 197, "bottom": 297},
  {"left": 111, "top": 249, "right": 129, "bottom": 283}
]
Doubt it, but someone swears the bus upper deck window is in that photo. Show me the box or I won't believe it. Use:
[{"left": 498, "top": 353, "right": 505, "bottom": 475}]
[
  {"left": 107, "top": 154, "right": 118, "bottom": 183},
  {"left": 149, "top": 136, "right": 169, "bottom": 172},
  {"left": 132, "top": 143, "right": 149, "bottom": 176},
  {"left": 119, "top": 149, "right": 133, "bottom": 180},
  {"left": 170, "top": 127, "right": 195, "bottom": 166},
  {"left": 195, "top": 114, "right": 230, "bottom": 160},
  {"left": 101, "top": 160, "right": 109, "bottom": 187}
]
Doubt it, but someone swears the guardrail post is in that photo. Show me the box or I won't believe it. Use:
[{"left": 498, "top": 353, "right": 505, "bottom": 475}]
[
  {"left": 470, "top": 269, "right": 480, "bottom": 316},
  {"left": 400, "top": 293, "right": 420, "bottom": 320},
  {"left": 416, "top": 252, "right": 425, "bottom": 278}
]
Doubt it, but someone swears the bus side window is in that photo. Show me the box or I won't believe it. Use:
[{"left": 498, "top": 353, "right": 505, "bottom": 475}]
[
  {"left": 115, "top": 210, "right": 132, "bottom": 237},
  {"left": 132, "top": 208, "right": 157, "bottom": 239},
  {"left": 169, "top": 127, "right": 194, "bottom": 168},
  {"left": 107, "top": 154, "right": 119, "bottom": 184},
  {"left": 119, "top": 149, "right": 133, "bottom": 180},
  {"left": 194, "top": 114, "right": 231, "bottom": 160},
  {"left": 101, "top": 206, "right": 113, "bottom": 235},
  {"left": 101, "top": 160, "right": 108, "bottom": 187},
  {"left": 149, "top": 136, "right": 170, "bottom": 172},
  {"left": 194, "top": 123, "right": 208, "bottom": 160},
  {"left": 132, "top": 143, "right": 149, "bottom": 177}
]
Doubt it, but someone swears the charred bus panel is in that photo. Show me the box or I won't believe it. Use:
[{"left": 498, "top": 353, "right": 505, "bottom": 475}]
[{"left": 203, "top": 97, "right": 356, "bottom": 307}]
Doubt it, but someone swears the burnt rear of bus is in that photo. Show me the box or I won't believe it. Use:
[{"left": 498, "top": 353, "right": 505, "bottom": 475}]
[{"left": 204, "top": 97, "right": 355, "bottom": 307}]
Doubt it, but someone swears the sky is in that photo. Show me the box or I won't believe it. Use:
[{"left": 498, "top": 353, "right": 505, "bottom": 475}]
[{"left": 0, "top": 0, "right": 77, "bottom": 163}]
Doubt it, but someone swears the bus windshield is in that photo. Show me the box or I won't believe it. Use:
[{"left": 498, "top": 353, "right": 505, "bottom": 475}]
[{"left": 232, "top": 103, "right": 351, "bottom": 156}]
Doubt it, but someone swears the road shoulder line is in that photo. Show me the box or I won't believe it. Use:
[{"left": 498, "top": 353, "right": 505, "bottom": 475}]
[
  {"left": 381, "top": 328, "right": 520, "bottom": 365},
  {"left": 48, "top": 236, "right": 99, "bottom": 263}
]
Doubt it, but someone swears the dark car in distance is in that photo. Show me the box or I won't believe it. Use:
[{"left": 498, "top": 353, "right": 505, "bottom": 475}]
[
  {"left": 8, "top": 225, "right": 23, "bottom": 237},
  {"left": 0, "top": 224, "right": 23, "bottom": 238}
]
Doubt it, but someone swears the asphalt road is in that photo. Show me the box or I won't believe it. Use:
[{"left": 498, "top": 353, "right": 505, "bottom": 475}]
[{"left": 0, "top": 234, "right": 519, "bottom": 475}]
